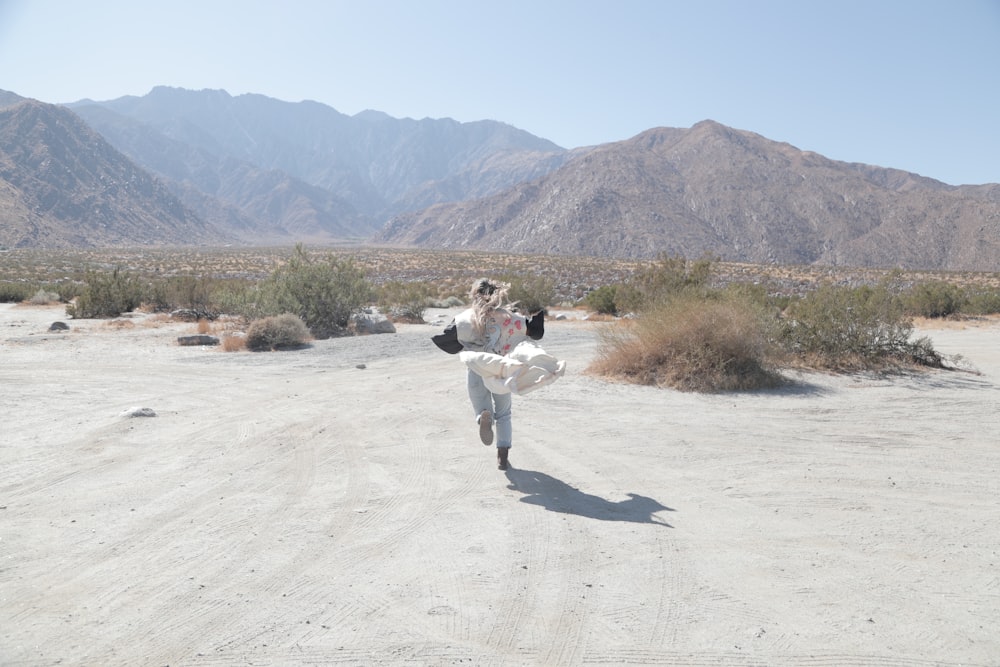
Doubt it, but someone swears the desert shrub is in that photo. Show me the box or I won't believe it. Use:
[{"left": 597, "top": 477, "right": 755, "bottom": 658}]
[
  {"left": 589, "top": 292, "right": 783, "bottom": 392},
  {"left": 0, "top": 282, "right": 32, "bottom": 302},
  {"left": 245, "top": 314, "right": 310, "bottom": 351},
  {"left": 903, "top": 281, "right": 966, "bottom": 318},
  {"left": 49, "top": 281, "right": 84, "bottom": 302},
  {"left": 581, "top": 253, "right": 716, "bottom": 315},
  {"left": 961, "top": 288, "right": 1000, "bottom": 315},
  {"left": 618, "top": 253, "right": 715, "bottom": 312},
  {"left": 584, "top": 285, "right": 619, "bottom": 315},
  {"left": 609, "top": 283, "right": 645, "bottom": 314},
  {"left": 779, "top": 283, "right": 941, "bottom": 368},
  {"left": 66, "top": 266, "right": 144, "bottom": 319},
  {"left": 28, "top": 289, "right": 61, "bottom": 305},
  {"left": 145, "top": 275, "right": 222, "bottom": 317},
  {"left": 211, "top": 280, "right": 264, "bottom": 320},
  {"left": 221, "top": 334, "right": 247, "bottom": 352},
  {"left": 503, "top": 274, "right": 556, "bottom": 315},
  {"left": 257, "top": 245, "right": 373, "bottom": 338},
  {"left": 378, "top": 280, "right": 434, "bottom": 322}
]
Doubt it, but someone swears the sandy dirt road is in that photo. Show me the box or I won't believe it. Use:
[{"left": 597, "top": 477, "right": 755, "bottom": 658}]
[{"left": 2, "top": 303, "right": 998, "bottom": 666}]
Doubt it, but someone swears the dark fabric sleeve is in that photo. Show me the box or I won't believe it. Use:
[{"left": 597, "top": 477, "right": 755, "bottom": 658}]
[
  {"left": 526, "top": 310, "right": 545, "bottom": 340},
  {"left": 431, "top": 321, "right": 464, "bottom": 354}
]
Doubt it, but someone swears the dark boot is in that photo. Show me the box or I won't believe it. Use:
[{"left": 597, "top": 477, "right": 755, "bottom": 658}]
[{"left": 497, "top": 447, "right": 510, "bottom": 470}]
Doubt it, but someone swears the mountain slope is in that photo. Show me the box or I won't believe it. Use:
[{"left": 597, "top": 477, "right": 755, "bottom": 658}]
[
  {"left": 0, "top": 100, "right": 228, "bottom": 248},
  {"left": 70, "top": 102, "right": 373, "bottom": 241},
  {"left": 0, "top": 89, "right": 26, "bottom": 109},
  {"left": 376, "top": 121, "right": 1000, "bottom": 271},
  {"left": 72, "top": 87, "right": 573, "bottom": 222}
]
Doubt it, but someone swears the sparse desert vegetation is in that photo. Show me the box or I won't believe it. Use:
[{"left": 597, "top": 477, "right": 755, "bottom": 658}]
[
  {"left": 2, "top": 245, "right": 998, "bottom": 390},
  {"left": 586, "top": 254, "right": 981, "bottom": 391}
]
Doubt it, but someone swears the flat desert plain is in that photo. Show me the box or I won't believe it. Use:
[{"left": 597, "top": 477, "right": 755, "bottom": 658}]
[{"left": 1, "top": 302, "right": 998, "bottom": 666}]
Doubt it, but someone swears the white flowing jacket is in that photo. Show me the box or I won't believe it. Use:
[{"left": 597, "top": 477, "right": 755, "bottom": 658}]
[{"left": 452, "top": 308, "right": 565, "bottom": 395}]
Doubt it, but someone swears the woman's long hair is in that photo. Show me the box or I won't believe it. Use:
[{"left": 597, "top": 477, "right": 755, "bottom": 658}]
[{"left": 469, "top": 278, "right": 511, "bottom": 336}]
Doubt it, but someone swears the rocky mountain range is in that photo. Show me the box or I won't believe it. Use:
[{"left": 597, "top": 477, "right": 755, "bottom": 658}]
[
  {"left": 68, "top": 86, "right": 573, "bottom": 242},
  {"left": 0, "top": 94, "right": 225, "bottom": 248},
  {"left": 1, "top": 86, "right": 998, "bottom": 271},
  {"left": 378, "top": 122, "right": 1000, "bottom": 271}
]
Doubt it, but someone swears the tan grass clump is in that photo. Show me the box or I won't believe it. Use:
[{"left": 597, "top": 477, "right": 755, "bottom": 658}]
[
  {"left": 589, "top": 295, "right": 783, "bottom": 392},
  {"left": 221, "top": 335, "right": 246, "bottom": 352}
]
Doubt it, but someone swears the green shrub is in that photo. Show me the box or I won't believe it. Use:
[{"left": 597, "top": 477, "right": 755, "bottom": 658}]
[
  {"left": 145, "top": 275, "right": 222, "bottom": 317},
  {"left": 377, "top": 280, "right": 433, "bottom": 322},
  {"left": 503, "top": 274, "right": 556, "bottom": 315},
  {"left": 46, "top": 282, "right": 84, "bottom": 302},
  {"left": 584, "top": 285, "right": 619, "bottom": 315},
  {"left": 0, "top": 282, "right": 32, "bottom": 303},
  {"left": 589, "top": 292, "right": 783, "bottom": 392},
  {"left": 622, "top": 253, "right": 715, "bottom": 312},
  {"left": 210, "top": 280, "right": 262, "bottom": 320},
  {"left": 258, "top": 245, "right": 373, "bottom": 338},
  {"left": 903, "top": 281, "right": 966, "bottom": 318},
  {"left": 779, "top": 283, "right": 940, "bottom": 368},
  {"left": 66, "top": 266, "right": 144, "bottom": 319},
  {"left": 962, "top": 288, "right": 1000, "bottom": 315},
  {"left": 245, "top": 313, "right": 311, "bottom": 351}
]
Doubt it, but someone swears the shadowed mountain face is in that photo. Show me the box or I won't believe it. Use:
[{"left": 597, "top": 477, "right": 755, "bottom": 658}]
[
  {"left": 377, "top": 122, "right": 1000, "bottom": 271},
  {"left": 0, "top": 99, "right": 226, "bottom": 248}
]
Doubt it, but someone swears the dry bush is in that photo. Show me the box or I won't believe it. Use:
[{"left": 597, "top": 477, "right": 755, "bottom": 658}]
[
  {"left": 590, "top": 294, "right": 783, "bottom": 392},
  {"left": 28, "top": 289, "right": 61, "bottom": 305},
  {"left": 245, "top": 313, "right": 311, "bottom": 351},
  {"left": 221, "top": 335, "right": 246, "bottom": 352}
]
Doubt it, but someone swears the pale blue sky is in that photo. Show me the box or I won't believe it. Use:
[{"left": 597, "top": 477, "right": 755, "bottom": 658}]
[{"left": 1, "top": 0, "right": 998, "bottom": 185}]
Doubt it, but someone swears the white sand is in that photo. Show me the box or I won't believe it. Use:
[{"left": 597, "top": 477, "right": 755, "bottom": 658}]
[{"left": 2, "top": 303, "right": 998, "bottom": 666}]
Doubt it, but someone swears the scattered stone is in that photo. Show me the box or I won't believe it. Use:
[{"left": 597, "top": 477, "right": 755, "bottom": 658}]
[
  {"left": 120, "top": 406, "right": 156, "bottom": 418},
  {"left": 49, "top": 321, "right": 70, "bottom": 331},
  {"left": 177, "top": 334, "right": 220, "bottom": 346},
  {"left": 351, "top": 310, "right": 396, "bottom": 335}
]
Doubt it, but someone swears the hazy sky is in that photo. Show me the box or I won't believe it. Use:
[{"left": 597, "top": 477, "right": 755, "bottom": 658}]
[{"left": 1, "top": 0, "right": 998, "bottom": 185}]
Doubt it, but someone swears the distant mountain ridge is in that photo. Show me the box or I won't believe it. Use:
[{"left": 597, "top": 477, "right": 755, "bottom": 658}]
[
  {"left": 1, "top": 86, "right": 998, "bottom": 271},
  {"left": 377, "top": 122, "right": 1000, "bottom": 271},
  {"left": 70, "top": 102, "right": 371, "bottom": 243},
  {"left": 70, "top": 86, "right": 573, "bottom": 226}
]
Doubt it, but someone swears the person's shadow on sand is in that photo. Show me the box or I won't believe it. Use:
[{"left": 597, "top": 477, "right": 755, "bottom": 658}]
[{"left": 505, "top": 468, "right": 674, "bottom": 527}]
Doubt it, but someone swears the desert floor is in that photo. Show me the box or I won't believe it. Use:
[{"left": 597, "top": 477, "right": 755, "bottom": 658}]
[{"left": 2, "top": 303, "right": 998, "bottom": 666}]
